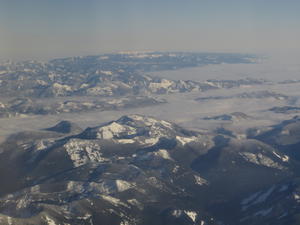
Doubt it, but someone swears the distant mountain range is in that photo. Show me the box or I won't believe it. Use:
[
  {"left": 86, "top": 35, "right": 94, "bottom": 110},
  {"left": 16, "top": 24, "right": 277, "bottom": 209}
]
[
  {"left": 203, "top": 112, "right": 253, "bottom": 122},
  {"left": 0, "top": 96, "right": 166, "bottom": 118},
  {"left": 0, "top": 52, "right": 264, "bottom": 118},
  {"left": 0, "top": 52, "right": 257, "bottom": 98},
  {"left": 196, "top": 90, "right": 289, "bottom": 101},
  {"left": 269, "top": 106, "right": 300, "bottom": 114}
]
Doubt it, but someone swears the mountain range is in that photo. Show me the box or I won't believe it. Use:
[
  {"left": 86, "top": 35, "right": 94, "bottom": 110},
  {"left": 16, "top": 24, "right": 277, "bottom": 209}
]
[{"left": 1, "top": 114, "right": 300, "bottom": 225}]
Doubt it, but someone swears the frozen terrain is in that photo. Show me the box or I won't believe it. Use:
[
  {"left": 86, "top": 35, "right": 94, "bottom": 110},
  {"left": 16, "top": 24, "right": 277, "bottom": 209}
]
[{"left": 0, "top": 53, "right": 299, "bottom": 140}]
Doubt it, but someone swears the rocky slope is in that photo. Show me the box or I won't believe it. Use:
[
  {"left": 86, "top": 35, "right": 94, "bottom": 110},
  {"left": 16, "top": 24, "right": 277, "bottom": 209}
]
[{"left": 0, "top": 115, "right": 299, "bottom": 225}]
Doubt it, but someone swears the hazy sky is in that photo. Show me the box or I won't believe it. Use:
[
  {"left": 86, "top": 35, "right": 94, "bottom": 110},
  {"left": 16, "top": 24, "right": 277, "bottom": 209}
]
[{"left": 0, "top": 0, "right": 300, "bottom": 60}]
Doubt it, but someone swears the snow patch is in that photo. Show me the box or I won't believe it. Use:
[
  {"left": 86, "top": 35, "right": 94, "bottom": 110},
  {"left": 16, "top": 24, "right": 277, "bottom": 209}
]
[
  {"left": 0, "top": 102, "right": 6, "bottom": 108},
  {"left": 194, "top": 175, "right": 209, "bottom": 186},
  {"left": 99, "top": 70, "right": 113, "bottom": 76},
  {"left": 143, "top": 137, "right": 159, "bottom": 145},
  {"left": 240, "top": 152, "right": 284, "bottom": 169},
  {"left": 172, "top": 209, "right": 183, "bottom": 218},
  {"left": 101, "top": 195, "right": 129, "bottom": 208},
  {"left": 77, "top": 213, "right": 92, "bottom": 220},
  {"left": 96, "top": 122, "right": 136, "bottom": 139},
  {"left": 281, "top": 129, "right": 290, "bottom": 135},
  {"left": 154, "top": 149, "right": 173, "bottom": 161},
  {"left": 64, "top": 139, "right": 105, "bottom": 167},
  {"left": 252, "top": 186, "right": 275, "bottom": 205},
  {"left": 52, "top": 83, "right": 72, "bottom": 94},
  {"left": 293, "top": 193, "right": 300, "bottom": 201},
  {"left": 273, "top": 151, "right": 289, "bottom": 162},
  {"left": 67, "top": 181, "right": 85, "bottom": 193},
  {"left": 115, "top": 180, "right": 133, "bottom": 192},
  {"left": 176, "top": 136, "right": 197, "bottom": 145},
  {"left": 34, "top": 139, "right": 55, "bottom": 151},
  {"left": 127, "top": 199, "right": 143, "bottom": 210},
  {"left": 184, "top": 210, "right": 197, "bottom": 222},
  {"left": 242, "top": 186, "right": 276, "bottom": 211},
  {"left": 45, "top": 216, "right": 57, "bottom": 225},
  {"left": 116, "top": 139, "right": 135, "bottom": 144},
  {"left": 149, "top": 79, "right": 174, "bottom": 92},
  {"left": 171, "top": 210, "right": 197, "bottom": 222},
  {"left": 7, "top": 217, "right": 13, "bottom": 225},
  {"left": 172, "top": 165, "right": 180, "bottom": 173},
  {"left": 161, "top": 120, "right": 173, "bottom": 129}
]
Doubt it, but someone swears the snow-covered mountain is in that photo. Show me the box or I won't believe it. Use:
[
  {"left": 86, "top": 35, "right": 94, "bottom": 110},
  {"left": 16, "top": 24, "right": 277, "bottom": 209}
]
[
  {"left": 0, "top": 52, "right": 257, "bottom": 98},
  {"left": 0, "top": 114, "right": 298, "bottom": 225},
  {"left": 0, "top": 52, "right": 261, "bottom": 118}
]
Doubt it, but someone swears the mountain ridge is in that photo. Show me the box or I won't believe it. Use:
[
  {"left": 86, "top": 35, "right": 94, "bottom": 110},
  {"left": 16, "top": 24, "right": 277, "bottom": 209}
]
[{"left": 0, "top": 114, "right": 299, "bottom": 225}]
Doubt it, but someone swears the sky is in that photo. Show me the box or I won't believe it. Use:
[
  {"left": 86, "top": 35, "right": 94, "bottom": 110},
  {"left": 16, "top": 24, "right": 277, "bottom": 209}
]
[{"left": 0, "top": 0, "right": 300, "bottom": 60}]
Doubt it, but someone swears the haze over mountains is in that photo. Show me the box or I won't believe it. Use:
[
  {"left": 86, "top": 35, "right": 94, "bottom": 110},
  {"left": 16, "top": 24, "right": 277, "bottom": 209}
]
[
  {"left": 0, "top": 52, "right": 300, "bottom": 225},
  {"left": 0, "top": 52, "right": 256, "bottom": 118}
]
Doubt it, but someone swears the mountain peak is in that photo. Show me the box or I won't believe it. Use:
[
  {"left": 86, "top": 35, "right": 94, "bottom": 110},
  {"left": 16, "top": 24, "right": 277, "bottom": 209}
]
[
  {"left": 78, "top": 114, "right": 198, "bottom": 143},
  {"left": 45, "top": 120, "right": 82, "bottom": 134}
]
